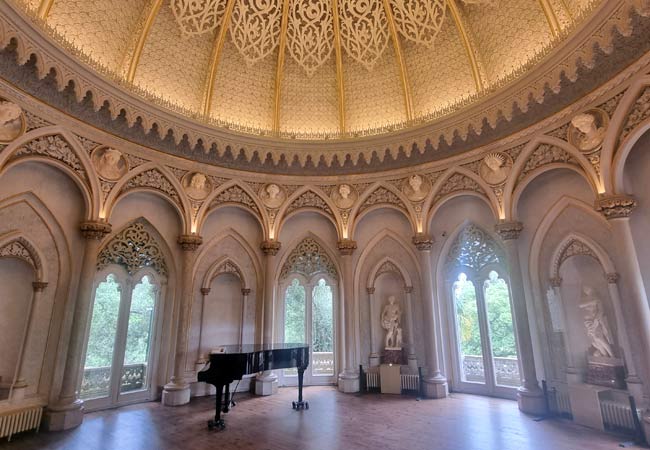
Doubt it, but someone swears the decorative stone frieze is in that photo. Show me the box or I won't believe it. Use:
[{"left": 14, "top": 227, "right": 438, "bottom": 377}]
[
  {"left": 412, "top": 233, "right": 434, "bottom": 251},
  {"left": 212, "top": 185, "right": 260, "bottom": 214},
  {"left": 241, "top": 288, "right": 251, "bottom": 296},
  {"left": 337, "top": 239, "right": 357, "bottom": 256},
  {"left": 260, "top": 240, "right": 281, "bottom": 256},
  {"left": 404, "top": 286, "right": 414, "bottom": 294},
  {"left": 281, "top": 238, "right": 337, "bottom": 279},
  {"left": 178, "top": 234, "right": 203, "bottom": 252},
  {"left": 551, "top": 238, "right": 599, "bottom": 281},
  {"left": 595, "top": 194, "right": 637, "bottom": 219},
  {"left": 13, "top": 135, "right": 87, "bottom": 182},
  {"left": 80, "top": 221, "right": 112, "bottom": 240},
  {"left": 123, "top": 169, "right": 181, "bottom": 206},
  {"left": 367, "top": 287, "right": 376, "bottom": 294},
  {"left": 97, "top": 221, "right": 167, "bottom": 275},
  {"left": 286, "top": 190, "right": 333, "bottom": 216},
  {"left": 621, "top": 87, "right": 650, "bottom": 142},
  {"left": 359, "top": 186, "right": 406, "bottom": 213},
  {"left": 32, "top": 281, "right": 48, "bottom": 292},
  {"left": 495, "top": 221, "right": 523, "bottom": 241},
  {"left": 606, "top": 273, "right": 620, "bottom": 284},
  {"left": 0, "top": 238, "right": 38, "bottom": 269},
  {"left": 200, "top": 287, "right": 211, "bottom": 295},
  {"left": 447, "top": 224, "right": 504, "bottom": 273}
]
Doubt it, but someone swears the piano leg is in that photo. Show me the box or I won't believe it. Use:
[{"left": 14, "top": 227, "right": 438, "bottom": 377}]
[
  {"left": 292, "top": 367, "right": 309, "bottom": 411},
  {"left": 208, "top": 383, "right": 226, "bottom": 431},
  {"left": 223, "top": 383, "right": 231, "bottom": 413}
]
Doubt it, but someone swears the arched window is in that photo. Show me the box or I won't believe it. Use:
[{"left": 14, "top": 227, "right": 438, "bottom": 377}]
[
  {"left": 446, "top": 225, "right": 520, "bottom": 397},
  {"left": 80, "top": 222, "right": 167, "bottom": 411},
  {"left": 279, "top": 238, "right": 338, "bottom": 385}
]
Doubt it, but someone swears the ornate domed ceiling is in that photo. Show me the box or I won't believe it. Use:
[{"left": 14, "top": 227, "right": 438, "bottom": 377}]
[{"left": 15, "top": 0, "right": 601, "bottom": 139}]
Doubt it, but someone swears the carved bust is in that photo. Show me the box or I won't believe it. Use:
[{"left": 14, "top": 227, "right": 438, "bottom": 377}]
[
  {"left": 260, "top": 183, "right": 285, "bottom": 209},
  {"left": 333, "top": 184, "right": 357, "bottom": 209},
  {"left": 183, "top": 172, "right": 211, "bottom": 200},
  {"left": 403, "top": 174, "right": 429, "bottom": 202},
  {"left": 479, "top": 152, "right": 512, "bottom": 186},
  {"left": 568, "top": 110, "right": 608, "bottom": 152},
  {"left": 93, "top": 147, "right": 128, "bottom": 181},
  {"left": 0, "top": 100, "right": 24, "bottom": 143}
]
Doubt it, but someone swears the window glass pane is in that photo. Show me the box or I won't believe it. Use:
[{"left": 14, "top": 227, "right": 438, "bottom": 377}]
[
  {"left": 284, "top": 279, "right": 305, "bottom": 376},
  {"left": 484, "top": 271, "right": 520, "bottom": 388},
  {"left": 453, "top": 273, "right": 485, "bottom": 384},
  {"left": 80, "top": 274, "right": 121, "bottom": 400},
  {"left": 120, "top": 276, "right": 156, "bottom": 394},
  {"left": 312, "top": 279, "right": 334, "bottom": 376}
]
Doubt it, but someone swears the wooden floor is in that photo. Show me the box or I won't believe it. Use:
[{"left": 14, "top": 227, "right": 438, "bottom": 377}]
[{"left": 1, "top": 387, "right": 642, "bottom": 450}]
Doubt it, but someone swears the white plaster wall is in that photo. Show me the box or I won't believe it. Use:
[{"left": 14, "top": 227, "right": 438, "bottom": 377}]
[{"left": 202, "top": 273, "right": 243, "bottom": 350}]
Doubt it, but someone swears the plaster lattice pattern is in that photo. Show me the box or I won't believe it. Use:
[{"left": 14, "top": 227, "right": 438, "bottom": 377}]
[
  {"left": 210, "top": 39, "right": 277, "bottom": 132},
  {"left": 48, "top": 0, "right": 148, "bottom": 73},
  {"left": 405, "top": 17, "right": 477, "bottom": 117},
  {"left": 620, "top": 87, "right": 650, "bottom": 142},
  {"left": 134, "top": 5, "right": 216, "bottom": 111},
  {"left": 460, "top": 0, "right": 553, "bottom": 83},
  {"left": 338, "top": 0, "right": 389, "bottom": 70},
  {"left": 122, "top": 169, "right": 181, "bottom": 206},
  {"left": 280, "top": 237, "right": 338, "bottom": 280},
  {"left": 388, "top": 0, "right": 446, "bottom": 48},
  {"left": 286, "top": 0, "right": 334, "bottom": 76},
  {"left": 0, "top": 240, "right": 37, "bottom": 269},
  {"left": 286, "top": 190, "right": 334, "bottom": 217},
  {"left": 433, "top": 173, "right": 482, "bottom": 203},
  {"left": 209, "top": 185, "right": 260, "bottom": 215},
  {"left": 359, "top": 186, "right": 406, "bottom": 213},
  {"left": 97, "top": 221, "right": 168, "bottom": 276},
  {"left": 13, "top": 135, "right": 87, "bottom": 182},
  {"left": 446, "top": 224, "right": 504, "bottom": 272},
  {"left": 553, "top": 238, "right": 598, "bottom": 278},
  {"left": 24, "top": 111, "right": 53, "bottom": 132},
  {"left": 517, "top": 144, "right": 578, "bottom": 183},
  {"left": 229, "top": 0, "right": 283, "bottom": 66}
]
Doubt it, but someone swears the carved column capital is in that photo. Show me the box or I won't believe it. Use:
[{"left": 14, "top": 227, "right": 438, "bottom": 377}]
[
  {"left": 412, "top": 233, "right": 434, "bottom": 251},
  {"left": 495, "top": 221, "right": 523, "bottom": 240},
  {"left": 200, "top": 287, "right": 211, "bottom": 295},
  {"left": 366, "top": 287, "right": 375, "bottom": 295},
  {"left": 32, "top": 281, "right": 48, "bottom": 292},
  {"left": 337, "top": 239, "right": 357, "bottom": 256},
  {"left": 178, "top": 234, "right": 203, "bottom": 251},
  {"left": 606, "top": 273, "right": 620, "bottom": 284},
  {"left": 595, "top": 195, "right": 637, "bottom": 220},
  {"left": 405, "top": 286, "right": 414, "bottom": 294},
  {"left": 80, "top": 221, "right": 112, "bottom": 240},
  {"left": 549, "top": 277, "right": 562, "bottom": 287},
  {"left": 260, "top": 239, "right": 281, "bottom": 256},
  {"left": 242, "top": 288, "right": 251, "bottom": 296}
]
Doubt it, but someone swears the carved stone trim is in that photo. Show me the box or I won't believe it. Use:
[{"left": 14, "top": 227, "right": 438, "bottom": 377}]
[
  {"left": 32, "top": 281, "right": 48, "bottom": 292},
  {"left": 404, "top": 286, "right": 413, "bottom": 294},
  {"left": 552, "top": 238, "right": 599, "bottom": 280},
  {"left": 549, "top": 277, "right": 562, "bottom": 287},
  {"left": 495, "top": 221, "right": 523, "bottom": 241},
  {"left": 0, "top": 238, "right": 39, "bottom": 271},
  {"left": 280, "top": 238, "right": 338, "bottom": 280},
  {"left": 80, "top": 221, "right": 112, "bottom": 240},
  {"left": 200, "top": 287, "right": 211, "bottom": 295},
  {"left": 261, "top": 240, "right": 281, "bottom": 256},
  {"left": 337, "top": 239, "right": 357, "bottom": 256},
  {"left": 446, "top": 224, "right": 504, "bottom": 273},
  {"left": 286, "top": 190, "right": 333, "bottom": 217},
  {"left": 595, "top": 195, "right": 637, "bottom": 219},
  {"left": 367, "top": 287, "right": 376, "bottom": 294},
  {"left": 98, "top": 221, "right": 168, "bottom": 276},
  {"left": 241, "top": 288, "right": 251, "bottom": 295},
  {"left": 606, "top": 272, "right": 620, "bottom": 284},
  {"left": 214, "top": 260, "right": 244, "bottom": 281},
  {"left": 412, "top": 233, "right": 434, "bottom": 251},
  {"left": 178, "top": 234, "right": 203, "bottom": 251}
]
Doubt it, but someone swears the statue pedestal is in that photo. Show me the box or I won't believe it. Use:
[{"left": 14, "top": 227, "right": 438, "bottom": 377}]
[
  {"left": 381, "top": 348, "right": 406, "bottom": 365},
  {"left": 586, "top": 356, "right": 626, "bottom": 389}
]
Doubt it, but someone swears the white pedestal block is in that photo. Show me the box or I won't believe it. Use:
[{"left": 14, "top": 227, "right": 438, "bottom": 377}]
[
  {"left": 423, "top": 377, "right": 448, "bottom": 399},
  {"left": 379, "top": 364, "right": 401, "bottom": 394},
  {"left": 44, "top": 400, "right": 84, "bottom": 431},
  {"left": 567, "top": 383, "right": 608, "bottom": 430},
  {"left": 255, "top": 374, "right": 278, "bottom": 396},
  {"left": 337, "top": 371, "right": 359, "bottom": 393},
  {"left": 162, "top": 383, "right": 191, "bottom": 406}
]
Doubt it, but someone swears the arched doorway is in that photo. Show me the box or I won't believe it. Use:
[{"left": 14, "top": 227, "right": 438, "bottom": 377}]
[{"left": 445, "top": 225, "right": 521, "bottom": 398}]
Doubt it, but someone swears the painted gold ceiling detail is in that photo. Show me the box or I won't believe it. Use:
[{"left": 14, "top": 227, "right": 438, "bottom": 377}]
[{"left": 4, "top": 0, "right": 623, "bottom": 143}]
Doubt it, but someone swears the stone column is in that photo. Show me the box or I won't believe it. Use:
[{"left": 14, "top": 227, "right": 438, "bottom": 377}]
[
  {"left": 495, "top": 221, "right": 545, "bottom": 415},
  {"left": 162, "top": 234, "right": 202, "bottom": 406},
  {"left": 196, "top": 287, "right": 211, "bottom": 364},
  {"left": 10, "top": 281, "right": 48, "bottom": 402},
  {"left": 241, "top": 288, "right": 251, "bottom": 346},
  {"left": 413, "top": 233, "right": 448, "bottom": 398},
  {"left": 549, "top": 277, "right": 581, "bottom": 383},
  {"left": 46, "top": 221, "right": 111, "bottom": 431},
  {"left": 256, "top": 240, "right": 281, "bottom": 396},
  {"left": 404, "top": 286, "right": 418, "bottom": 372},
  {"left": 338, "top": 239, "right": 359, "bottom": 393},
  {"left": 367, "top": 287, "right": 380, "bottom": 367},
  {"left": 595, "top": 196, "right": 650, "bottom": 403}
]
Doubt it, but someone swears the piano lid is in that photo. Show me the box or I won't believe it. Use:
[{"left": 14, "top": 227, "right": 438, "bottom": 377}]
[{"left": 209, "top": 343, "right": 308, "bottom": 354}]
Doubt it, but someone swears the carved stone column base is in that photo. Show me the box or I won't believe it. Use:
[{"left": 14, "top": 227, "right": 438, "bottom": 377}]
[
  {"left": 423, "top": 377, "right": 448, "bottom": 399},
  {"left": 162, "top": 382, "right": 190, "bottom": 406},
  {"left": 337, "top": 370, "right": 359, "bottom": 393},
  {"left": 43, "top": 399, "right": 84, "bottom": 431},
  {"left": 255, "top": 372, "right": 278, "bottom": 396},
  {"left": 407, "top": 355, "right": 418, "bottom": 372},
  {"left": 517, "top": 386, "right": 547, "bottom": 415},
  {"left": 369, "top": 353, "right": 380, "bottom": 367},
  {"left": 10, "top": 383, "right": 27, "bottom": 402}
]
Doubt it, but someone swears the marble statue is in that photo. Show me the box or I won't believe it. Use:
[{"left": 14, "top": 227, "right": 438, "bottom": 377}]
[
  {"left": 333, "top": 184, "right": 356, "bottom": 209},
  {"left": 381, "top": 295, "right": 403, "bottom": 349},
  {"left": 480, "top": 152, "right": 512, "bottom": 186},
  {"left": 94, "top": 147, "right": 128, "bottom": 181},
  {"left": 0, "top": 100, "right": 23, "bottom": 142},
  {"left": 569, "top": 112, "right": 606, "bottom": 152},
  {"left": 184, "top": 172, "right": 210, "bottom": 200},
  {"left": 261, "top": 183, "right": 284, "bottom": 208},
  {"left": 579, "top": 286, "right": 614, "bottom": 358}
]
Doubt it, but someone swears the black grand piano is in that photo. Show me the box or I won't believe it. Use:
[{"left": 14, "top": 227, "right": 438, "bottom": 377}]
[{"left": 197, "top": 343, "right": 309, "bottom": 430}]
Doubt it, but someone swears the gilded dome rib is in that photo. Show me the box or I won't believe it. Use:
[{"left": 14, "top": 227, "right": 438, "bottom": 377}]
[
  {"left": 37, "top": 0, "right": 54, "bottom": 19},
  {"left": 202, "top": 0, "right": 236, "bottom": 118},
  {"left": 538, "top": 0, "right": 562, "bottom": 37},
  {"left": 381, "top": 0, "right": 413, "bottom": 121},
  {"left": 447, "top": 0, "right": 485, "bottom": 93},
  {"left": 126, "top": 0, "right": 163, "bottom": 83}
]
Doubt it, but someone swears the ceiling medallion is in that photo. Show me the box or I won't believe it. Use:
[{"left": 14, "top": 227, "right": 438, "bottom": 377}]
[{"left": 170, "top": 0, "right": 228, "bottom": 37}]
